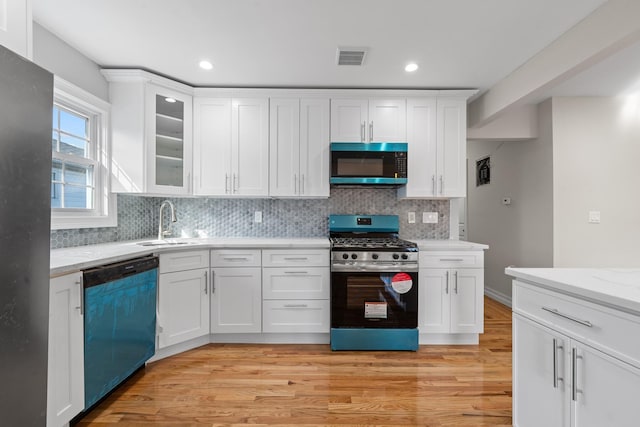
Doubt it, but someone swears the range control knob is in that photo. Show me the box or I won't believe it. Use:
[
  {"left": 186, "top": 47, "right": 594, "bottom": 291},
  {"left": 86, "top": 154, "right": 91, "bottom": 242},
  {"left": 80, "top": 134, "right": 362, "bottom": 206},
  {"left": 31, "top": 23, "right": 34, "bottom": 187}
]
[
  {"left": 351, "top": 253, "right": 358, "bottom": 259},
  {"left": 372, "top": 254, "right": 379, "bottom": 260},
  {"left": 342, "top": 253, "right": 349, "bottom": 260},
  {"left": 392, "top": 253, "right": 400, "bottom": 260},
  {"left": 401, "top": 254, "right": 409, "bottom": 260}
]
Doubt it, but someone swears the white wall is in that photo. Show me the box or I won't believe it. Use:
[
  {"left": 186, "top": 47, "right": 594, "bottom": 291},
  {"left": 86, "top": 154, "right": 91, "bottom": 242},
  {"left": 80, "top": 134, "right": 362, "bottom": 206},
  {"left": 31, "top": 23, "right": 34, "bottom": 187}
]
[
  {"left": 467, "top": 100, "right": 554, "bottom": 302},
  {"left": 31, "top": 22, "right": 108, "bottom": 101},
  {"left": 552, "top": 97, "right": 640, "bottom": 267}
]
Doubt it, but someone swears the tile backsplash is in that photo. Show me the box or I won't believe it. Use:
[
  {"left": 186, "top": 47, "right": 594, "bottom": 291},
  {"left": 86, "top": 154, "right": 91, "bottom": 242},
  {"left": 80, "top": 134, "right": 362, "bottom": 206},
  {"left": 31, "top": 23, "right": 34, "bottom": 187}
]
[{"left": 50, "top": 189, "right": 450, "bottom": 249}]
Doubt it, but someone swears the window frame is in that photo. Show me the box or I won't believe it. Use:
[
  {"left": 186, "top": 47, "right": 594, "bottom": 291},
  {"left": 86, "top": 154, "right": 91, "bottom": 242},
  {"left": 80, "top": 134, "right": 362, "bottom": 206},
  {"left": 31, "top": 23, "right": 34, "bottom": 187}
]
[{"left": 51, "top": 77, "right": 117, "bottom": 230}]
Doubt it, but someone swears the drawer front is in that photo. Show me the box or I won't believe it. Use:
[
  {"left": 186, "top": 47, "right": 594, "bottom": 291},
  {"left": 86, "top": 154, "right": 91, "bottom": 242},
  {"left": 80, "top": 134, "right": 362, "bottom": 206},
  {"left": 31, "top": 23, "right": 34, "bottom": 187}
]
[
  {"left": 263, "top": 300, "right": 330, "bottom": 333},
  {"left": 262, "top": 249, "right": 329, "bottom": 267},
  {"left": 159, "top": 250, "right": 210, "bottom": 274},
  {"left": 419, "top": 251, "right": 484, "bottom": 268},
  {"left": 513, "top": 280, "right": 640, "bottom": 368},
  {"left": 211, "top": 249, "right": 261, "bottom": 267},
  {"left": 263, "top": 267, "right": 329, "bottom": 300}
]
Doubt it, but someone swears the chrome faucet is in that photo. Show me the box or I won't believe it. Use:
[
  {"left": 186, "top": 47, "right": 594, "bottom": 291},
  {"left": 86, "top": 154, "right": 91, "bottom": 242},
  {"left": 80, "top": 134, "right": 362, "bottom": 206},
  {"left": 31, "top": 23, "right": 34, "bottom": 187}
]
[{"left": 158, "top": 200, "right": 177, "bottom": 240}]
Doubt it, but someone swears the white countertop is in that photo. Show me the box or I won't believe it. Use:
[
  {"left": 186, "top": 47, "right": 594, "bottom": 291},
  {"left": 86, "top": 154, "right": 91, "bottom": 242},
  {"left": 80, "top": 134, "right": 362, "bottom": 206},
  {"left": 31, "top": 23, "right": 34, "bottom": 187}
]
[
  {"left": 50, "top": 237, "right": 330, "bottom": 277},
  {"left": 413, "top": 240, "right": 489, "bottom": 251},
  {"left": 506, "top": 267, "right": 640, "bottom": 315}
]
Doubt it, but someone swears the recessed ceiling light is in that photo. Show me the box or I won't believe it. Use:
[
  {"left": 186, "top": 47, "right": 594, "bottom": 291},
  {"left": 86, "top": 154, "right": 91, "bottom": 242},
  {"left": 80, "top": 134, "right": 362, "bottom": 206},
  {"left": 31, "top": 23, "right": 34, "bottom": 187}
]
[
  {"left": 199, "top": 60, "right": 213, "bottom": 70},
  {"left": 164, "top": 97, "right": 176, "bottom": 103},
  {"left": 405, "top": 63, "right": 419, "bottom": 72}
]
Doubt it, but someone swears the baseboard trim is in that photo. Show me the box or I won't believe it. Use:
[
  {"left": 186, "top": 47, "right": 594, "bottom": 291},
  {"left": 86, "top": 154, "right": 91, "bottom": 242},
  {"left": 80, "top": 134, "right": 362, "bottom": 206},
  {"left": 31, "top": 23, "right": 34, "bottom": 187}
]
[{"left": 484, "top": 286, "right": 512, "bottom": 308}]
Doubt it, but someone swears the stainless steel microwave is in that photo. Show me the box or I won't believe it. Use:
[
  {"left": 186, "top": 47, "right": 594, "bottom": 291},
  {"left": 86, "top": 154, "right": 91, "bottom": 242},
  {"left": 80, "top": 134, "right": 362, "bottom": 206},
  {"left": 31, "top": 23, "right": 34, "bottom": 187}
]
[{"left": 330, "top": 142, "right": 408, "bottom": 185}]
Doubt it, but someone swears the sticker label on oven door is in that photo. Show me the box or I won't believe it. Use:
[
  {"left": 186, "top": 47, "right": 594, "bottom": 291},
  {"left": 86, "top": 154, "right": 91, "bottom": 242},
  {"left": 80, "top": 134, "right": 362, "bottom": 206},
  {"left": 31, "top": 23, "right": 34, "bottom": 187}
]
[
  {"left": 365, "top": 302, "right": 388, "bottom": 319},
  {"left": 391, "top": 272, "right": 413, "bottom": 294}
]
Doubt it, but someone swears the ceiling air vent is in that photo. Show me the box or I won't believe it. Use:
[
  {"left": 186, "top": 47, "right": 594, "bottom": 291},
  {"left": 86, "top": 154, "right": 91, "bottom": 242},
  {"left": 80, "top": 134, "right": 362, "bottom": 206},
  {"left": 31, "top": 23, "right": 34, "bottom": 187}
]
[{"left": 336, "top": 47, "right": 368, "bottom": 66}]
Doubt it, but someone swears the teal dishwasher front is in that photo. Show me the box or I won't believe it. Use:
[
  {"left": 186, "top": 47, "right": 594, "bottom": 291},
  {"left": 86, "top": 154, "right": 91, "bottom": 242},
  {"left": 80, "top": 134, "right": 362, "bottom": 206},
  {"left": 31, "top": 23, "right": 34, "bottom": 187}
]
[{"left": 82, "top": 255, "right": 158, "bottom": 409}]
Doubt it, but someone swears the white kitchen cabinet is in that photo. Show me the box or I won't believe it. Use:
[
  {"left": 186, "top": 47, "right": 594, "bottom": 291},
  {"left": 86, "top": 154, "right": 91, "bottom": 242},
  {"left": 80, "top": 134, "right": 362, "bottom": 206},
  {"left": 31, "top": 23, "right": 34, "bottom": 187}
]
[
  {"left": 193, "top": 97, "right": 268, "bottom": 196},
  {"left": 261, "top": 249, "right": 330, "bottom": 333},
  {"left": 102, "top": 70, "right": 193, "bottom": 195},
  {"left": 418, "top": 250, "right": 484, "bottom": 342},
  {"left": 330, "top": 98, "right": 406, "bottom": 143},
  {"left": 0, "top": 0, "right": 32, "bottom": 59},
  {"left": 157, "top": 251, "right": 210, "bottom": 349},
  {"left": 398, "top": 97, "right": 467, "bottom": 198},
  {"left": 513, "top": 280, "right": 640, "bottom": 427},
  {"left": 48, "top": 272, "right": 84, "bottom": 427},
  {"left": 269, "top": 98, "right": 330, "bottom": 197},
  {"left": 210, "top": 249, "right": 262, "bottom": 333}
]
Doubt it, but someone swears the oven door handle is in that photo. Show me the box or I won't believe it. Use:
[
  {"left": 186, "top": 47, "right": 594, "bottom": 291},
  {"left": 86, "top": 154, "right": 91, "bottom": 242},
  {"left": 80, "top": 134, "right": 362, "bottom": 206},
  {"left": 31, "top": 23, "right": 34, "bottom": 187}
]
[{"left": 331, "top": 264, "right": 418, "bottom": 273}]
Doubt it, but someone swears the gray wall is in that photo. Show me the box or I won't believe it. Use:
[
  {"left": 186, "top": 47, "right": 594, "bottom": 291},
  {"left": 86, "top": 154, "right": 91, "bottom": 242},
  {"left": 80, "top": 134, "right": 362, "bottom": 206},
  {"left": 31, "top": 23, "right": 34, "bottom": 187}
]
[
  {"left": 32, "top": 22, "right": 109, "bottom": 101},
  {"left": 467, "top": 100, "right": 554, "bottom": 302},
  {"left": 51, "top": 189, "right": 451, "bottom": 249}
]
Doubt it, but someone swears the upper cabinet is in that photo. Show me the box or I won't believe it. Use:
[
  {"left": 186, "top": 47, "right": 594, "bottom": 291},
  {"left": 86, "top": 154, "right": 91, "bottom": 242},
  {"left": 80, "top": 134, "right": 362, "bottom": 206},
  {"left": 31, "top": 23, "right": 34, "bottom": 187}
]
[
  {"left": 102, "top": 70, "right": 193, "bottom": 195},
  {"left": 398, "top": 97, "right": 467, "bottom": 199},
  {"left": 269, "top": 98, "right": 330, "bottom": 198},
  {"left": 193, "top": 97, "right": 269, "bottom": 197},
  {"left": 0, "top": 0, "right": 32, "bottom": 59},
  {"left": 330, "top": 98, "right": 406, "bottom": 143}
]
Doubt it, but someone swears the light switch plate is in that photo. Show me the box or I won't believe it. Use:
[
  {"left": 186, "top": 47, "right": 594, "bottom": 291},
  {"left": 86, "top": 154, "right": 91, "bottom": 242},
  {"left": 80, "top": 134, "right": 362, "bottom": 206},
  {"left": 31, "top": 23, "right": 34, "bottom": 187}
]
[
  {"left": 588, "top": 211, "right": 600, "bottom": 224},
  {"left": 408, "top": 212, "right": 416, "bottom": 224},
  {"left": 423, "top": 212, "right": 438, "bottom": 224},
  {"left": 254, "top": 211, "right": 263, "bottom": 223}
]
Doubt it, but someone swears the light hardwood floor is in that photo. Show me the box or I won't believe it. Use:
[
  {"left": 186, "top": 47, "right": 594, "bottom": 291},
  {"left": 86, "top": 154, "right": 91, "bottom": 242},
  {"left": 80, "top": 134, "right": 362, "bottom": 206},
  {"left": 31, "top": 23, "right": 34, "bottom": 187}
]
[{"left": 75, "top": 297, "right": 512, "bottom": 426}]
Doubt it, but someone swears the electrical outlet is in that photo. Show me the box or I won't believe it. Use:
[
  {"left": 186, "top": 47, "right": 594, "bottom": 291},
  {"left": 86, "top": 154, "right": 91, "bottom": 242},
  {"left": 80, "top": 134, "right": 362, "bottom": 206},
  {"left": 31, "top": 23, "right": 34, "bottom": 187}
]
[
  {"left": 502, "top": 197, "right": 512, "bottom": 205},
  {"left": 408, "top": 212, "right": 416, "bottom": 224},
  {"left": 422, "top": 212, "right": 438, "bottom": 223},
  {"left": 254, "top": 211, "right": 263, "bottom": 223},
  {"left": 588, "top": 211, "right": 600, "bottom": 224}
]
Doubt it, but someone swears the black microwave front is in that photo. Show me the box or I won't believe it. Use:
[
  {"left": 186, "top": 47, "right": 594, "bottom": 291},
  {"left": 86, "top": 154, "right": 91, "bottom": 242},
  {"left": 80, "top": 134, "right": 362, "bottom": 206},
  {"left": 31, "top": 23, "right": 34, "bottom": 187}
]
[{"left": 330, "top": 142, "right": 408, "bottom": 186}]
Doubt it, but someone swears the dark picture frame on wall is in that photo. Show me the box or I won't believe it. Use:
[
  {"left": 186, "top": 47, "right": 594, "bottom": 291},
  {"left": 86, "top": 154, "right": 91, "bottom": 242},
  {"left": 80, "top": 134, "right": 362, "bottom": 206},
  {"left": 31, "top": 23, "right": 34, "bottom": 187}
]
[{"left": 476, "top": 156, "right": 490, "bottom": 186}]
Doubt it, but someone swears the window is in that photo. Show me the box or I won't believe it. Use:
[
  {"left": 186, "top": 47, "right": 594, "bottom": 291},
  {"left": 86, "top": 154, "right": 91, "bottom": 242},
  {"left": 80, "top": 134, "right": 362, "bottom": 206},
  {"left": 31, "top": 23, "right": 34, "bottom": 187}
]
[{"left": 51, "top": 77, "right": 116, "bottom": 229}]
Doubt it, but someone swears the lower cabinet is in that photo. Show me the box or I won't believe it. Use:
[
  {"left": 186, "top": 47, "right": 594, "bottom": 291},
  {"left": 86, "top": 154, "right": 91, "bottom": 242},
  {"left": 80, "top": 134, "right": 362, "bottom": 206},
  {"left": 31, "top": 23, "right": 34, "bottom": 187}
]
[
  {"left": 513, "top": 280, "right": 640, "bottom": 427},
  {"left": 210, "top": 267, "right": 262, "bottom": 333},
  {"left": 157, "top": 251, "right": 210, "bottom": 349},
  {"left": 262, "top": 249, "right": 330, "bottom": 333},
  {"left": 48, "top": 272, "right": 84, "bottom": 427}
]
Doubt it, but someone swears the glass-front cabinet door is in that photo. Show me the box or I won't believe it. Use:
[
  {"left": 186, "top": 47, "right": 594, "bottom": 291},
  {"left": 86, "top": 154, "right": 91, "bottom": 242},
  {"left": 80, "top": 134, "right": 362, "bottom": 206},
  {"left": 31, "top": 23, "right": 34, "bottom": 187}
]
[{"left": 147, "top": 85, "right": 192, "bottom": 194}]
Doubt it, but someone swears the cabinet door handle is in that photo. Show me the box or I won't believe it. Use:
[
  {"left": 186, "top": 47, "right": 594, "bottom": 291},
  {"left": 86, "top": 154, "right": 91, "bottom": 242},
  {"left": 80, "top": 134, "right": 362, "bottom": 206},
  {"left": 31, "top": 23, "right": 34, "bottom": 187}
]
[
  {"left": 294, "top": 174, "right": 298, "bottom": 194},
  {"left": 76, "top": 279, "right": 84, "bottom": 315},
  {"left": 361, "top": 121, "right": 365, "bottom": 142},
  {"left": 369, "top": 121, "right": 373, "bottom": 142},
  {"left": 284, "top": 304, "right": 308, "bottom": 308},
  {"left": 454, "top": 271, "right": 458, "bottom": 294},
  {"left": 225, "top": 174, "right": 230, "bottom": 194},
  {"left": 211, "top": 270, "right": 215, "bottom": 294},
  {"left": 439, "top": 175, "right": 444, "bottom": 195},
  {"left": 432, "top": 175, "right": 436, "bottom": 195},
  {"left": 552, "top": 338, "right": 564, "bottom": 388},
  {"left": 445, "top": 271, "right": 449, "bottom": 294},
  {"left": 572, "top": 347, "right": 581, "bottom": 401},
  {"left": 204, "top": 271, "right": 208, "bottom": 294},
  {"left": 440, "top": 258, "right": 464, "bottom": 262},
  {"left": 233, "top": 174, "right": 238, "bottom": 193},
  {"left": 301, "top": 174, "right": 305, "bottom": 195},
  {"left": 542, "top": 307, "right": 593, "bottom": 328},
  {"left": 284, "top": 271, "right": 309, "bottom": 275}
]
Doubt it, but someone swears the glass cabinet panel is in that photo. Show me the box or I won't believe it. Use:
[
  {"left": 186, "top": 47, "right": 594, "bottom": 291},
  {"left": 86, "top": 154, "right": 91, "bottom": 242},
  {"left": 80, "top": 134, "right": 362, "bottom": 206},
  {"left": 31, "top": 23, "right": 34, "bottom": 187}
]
[{"left": 155, "top": 95, "right": 184, "bottom": 187}]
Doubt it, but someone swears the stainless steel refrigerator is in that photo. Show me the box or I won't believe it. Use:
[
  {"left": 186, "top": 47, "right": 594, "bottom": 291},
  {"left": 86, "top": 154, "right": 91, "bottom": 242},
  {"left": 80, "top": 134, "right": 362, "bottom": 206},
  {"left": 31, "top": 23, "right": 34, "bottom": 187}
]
[{"left": 0, "top": 44, "right": 53, "bottom": 425}]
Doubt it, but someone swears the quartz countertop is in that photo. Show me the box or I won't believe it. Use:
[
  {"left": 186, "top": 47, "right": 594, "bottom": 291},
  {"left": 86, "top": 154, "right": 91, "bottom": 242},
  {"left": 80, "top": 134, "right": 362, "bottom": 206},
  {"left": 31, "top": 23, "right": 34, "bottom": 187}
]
[
  {"left": 413, "top": 240, "right": 489, "bottom": 251},
  {"left": 506, "top": 267, "right": 640, "bottom": 315},
  {"left": 50, "top": 237, "right": 330, "bottom": 277}
]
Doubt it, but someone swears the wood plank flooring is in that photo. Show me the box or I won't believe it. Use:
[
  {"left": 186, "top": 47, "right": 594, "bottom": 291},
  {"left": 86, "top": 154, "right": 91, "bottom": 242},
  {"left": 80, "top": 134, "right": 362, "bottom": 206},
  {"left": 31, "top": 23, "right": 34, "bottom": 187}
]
[{"left": 75, "top": 297, "right": 512, "bottom": 426}]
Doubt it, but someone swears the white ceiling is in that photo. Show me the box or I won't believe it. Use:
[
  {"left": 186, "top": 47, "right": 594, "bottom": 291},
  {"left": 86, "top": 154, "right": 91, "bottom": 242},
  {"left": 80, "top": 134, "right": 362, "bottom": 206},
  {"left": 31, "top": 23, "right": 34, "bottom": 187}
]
[{"left": 32, "top": 0, "right": 611, "bottom": 97}]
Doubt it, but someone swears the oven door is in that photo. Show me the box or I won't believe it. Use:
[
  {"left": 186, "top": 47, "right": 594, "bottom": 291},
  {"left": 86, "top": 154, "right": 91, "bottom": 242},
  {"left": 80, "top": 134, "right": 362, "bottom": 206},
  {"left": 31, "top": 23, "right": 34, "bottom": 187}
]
[{"left": 331, "top": 270, "right": 418, "bottom": 329}]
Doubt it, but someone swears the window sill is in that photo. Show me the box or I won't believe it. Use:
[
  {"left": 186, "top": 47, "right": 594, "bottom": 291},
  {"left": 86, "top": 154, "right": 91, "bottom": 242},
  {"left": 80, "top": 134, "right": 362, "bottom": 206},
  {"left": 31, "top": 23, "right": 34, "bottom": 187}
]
[{"left": 51, "top": 195, "right": 117, "bottom": 230}]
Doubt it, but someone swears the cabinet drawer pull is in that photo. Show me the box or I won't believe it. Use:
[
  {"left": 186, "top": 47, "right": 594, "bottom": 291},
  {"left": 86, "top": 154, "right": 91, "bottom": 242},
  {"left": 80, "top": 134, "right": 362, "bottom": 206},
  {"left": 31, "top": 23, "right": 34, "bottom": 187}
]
[
  {"left": 283, "top": 257, "right": 309, "bottom": 261},
  {"left": 284, "top": 271, "right": 309, "bottom": 274},
  {"left": 283, "top": 304, "right": 308, "bottom": 308},
  {"left": 439, "top": 258, "right": 464, "bottom": 262},
  {"left": 222, "top": 257, "right": 250, "bottom": 261},
  {"left": 542, "top": 307, "right": 593, "bottom": 328}
]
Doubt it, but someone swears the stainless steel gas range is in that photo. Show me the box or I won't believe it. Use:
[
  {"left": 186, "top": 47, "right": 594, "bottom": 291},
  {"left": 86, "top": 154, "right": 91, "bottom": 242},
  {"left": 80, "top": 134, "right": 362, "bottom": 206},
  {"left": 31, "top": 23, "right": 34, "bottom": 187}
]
[{"left": 329, "top": 214, "right": 419, "bottom": 351}]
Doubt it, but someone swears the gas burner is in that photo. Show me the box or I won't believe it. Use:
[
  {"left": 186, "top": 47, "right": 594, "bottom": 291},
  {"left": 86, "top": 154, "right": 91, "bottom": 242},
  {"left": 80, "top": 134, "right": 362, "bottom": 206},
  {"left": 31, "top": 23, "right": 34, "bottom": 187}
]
[{"left": 330, "top": 236, "right": 418, "bottom": 251}]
